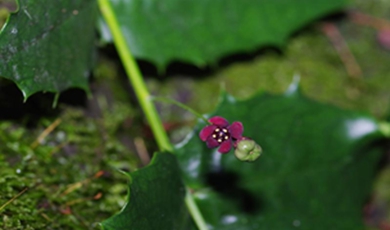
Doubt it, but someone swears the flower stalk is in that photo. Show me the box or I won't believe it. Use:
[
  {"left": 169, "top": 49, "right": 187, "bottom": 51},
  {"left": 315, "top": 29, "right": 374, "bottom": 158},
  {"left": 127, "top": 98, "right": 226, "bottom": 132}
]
[
  {"left": 97, "top": 0, "right": 208, "bottom": 229},
  {"left": 98, "top": 0, "right": 171, "bottom": 152},
  {"left": 151, "top": 96, "right": 210, "bottom": 125}
]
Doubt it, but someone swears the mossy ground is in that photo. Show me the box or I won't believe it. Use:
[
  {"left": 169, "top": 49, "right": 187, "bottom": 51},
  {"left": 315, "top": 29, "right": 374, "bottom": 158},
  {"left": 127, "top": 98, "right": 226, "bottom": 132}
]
[
  {"left": 0, "top": 0, "right": 390, "bottom": 229},
  {"left": 0, "top": 79, "right": 141, "bottom": 229}
]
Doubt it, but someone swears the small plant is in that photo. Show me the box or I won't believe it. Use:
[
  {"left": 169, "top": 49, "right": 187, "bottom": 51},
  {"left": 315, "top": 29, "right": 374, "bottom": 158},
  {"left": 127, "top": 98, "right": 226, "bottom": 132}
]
[{"left": 1, "top": 0, "right": 390, "bottom": 229}]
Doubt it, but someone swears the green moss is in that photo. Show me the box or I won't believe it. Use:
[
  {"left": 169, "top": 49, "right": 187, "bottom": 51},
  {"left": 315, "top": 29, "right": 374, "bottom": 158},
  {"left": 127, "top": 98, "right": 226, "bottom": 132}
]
[{"left": 0, "top": 87, "right": 139, "bottom": 229}]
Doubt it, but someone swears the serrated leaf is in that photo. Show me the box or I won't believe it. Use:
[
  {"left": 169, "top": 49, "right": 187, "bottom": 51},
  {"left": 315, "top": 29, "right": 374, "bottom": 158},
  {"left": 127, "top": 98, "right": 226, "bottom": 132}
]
[
  {"left": 0, "top": 0, "right": 97, "bottom": 99},
  {"left": 101, "top": 152, "right": 193, "bottom": 230},
  {"left": 175, "top": 81, "right": 385, "bottom": 229},
  {"left": 106, "top": 0, "right": 346, "bottom": 69}
]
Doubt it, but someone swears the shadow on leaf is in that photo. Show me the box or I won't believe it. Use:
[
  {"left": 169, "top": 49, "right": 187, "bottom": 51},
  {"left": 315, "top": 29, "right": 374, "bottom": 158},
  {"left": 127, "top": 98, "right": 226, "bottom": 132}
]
[{"left": 206, "top": 170, "right": 263, "bottom": 215}]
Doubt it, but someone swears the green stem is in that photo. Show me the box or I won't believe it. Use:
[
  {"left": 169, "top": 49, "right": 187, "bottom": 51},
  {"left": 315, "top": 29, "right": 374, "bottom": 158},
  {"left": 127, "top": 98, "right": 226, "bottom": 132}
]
[
  {"left": 98, "top": 0, "right": 171, "bottom": 152},
  {"left": 185, "top": 188, "right": 209, "bottom": 230},
  {"left": 98, "top": 1, "right": 208, "bottom": 229},
  {"left": 151, "top": 96, "right": 211, "bottom": 124}
]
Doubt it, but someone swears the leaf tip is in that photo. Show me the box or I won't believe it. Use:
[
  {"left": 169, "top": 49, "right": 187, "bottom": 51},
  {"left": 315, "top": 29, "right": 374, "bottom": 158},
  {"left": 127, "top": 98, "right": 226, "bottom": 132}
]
[
  {"left": 52, "top": 93, "right": 60, "bottom": 108},
  {"left": 284, "top": 74, "right": 301, "bottom": 96},
  {"left": 218, "top": 89, "right": 236, "bottom": 105},
  {"left": 346, "top": 118, "right": 381, "bottom": 140},
  {"left": 21, "top": 89, "right": 29, "bottom": 103},
  {"left": 154, "top": 60, "right": 168, "bottom": 76}
]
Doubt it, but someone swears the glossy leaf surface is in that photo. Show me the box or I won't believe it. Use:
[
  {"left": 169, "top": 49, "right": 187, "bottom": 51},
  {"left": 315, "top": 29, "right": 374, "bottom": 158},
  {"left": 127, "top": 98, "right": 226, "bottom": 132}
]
[
  {"left": 108, "top": 0, "right": 345, "bottom": 69},
  {"left": 101, "top": 152, "right": 193, "bottom": 230},
  {"left": 0, "top": 0, "right": 97, "bottom": 98},
  {"left": 175, "top": 81, "right": 384, "bottom": 229}
]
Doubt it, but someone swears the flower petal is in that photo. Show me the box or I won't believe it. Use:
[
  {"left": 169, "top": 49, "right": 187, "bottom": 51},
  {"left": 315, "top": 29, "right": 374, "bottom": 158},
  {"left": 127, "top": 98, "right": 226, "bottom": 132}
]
[
  {"left": 209, "top": 116, "right": 229, "bottom": 127},
  {"left": 229, "top": 121, "right": 243, "bottom": 139},
  {"left": 218, "top": 140, "right": 232, "bottom": 153},
  {"left": 199, "top": 125, "right": 216, "bottom": 141},
  {"left": 206, "top": 136, "right": 220, "bottom": 148}
]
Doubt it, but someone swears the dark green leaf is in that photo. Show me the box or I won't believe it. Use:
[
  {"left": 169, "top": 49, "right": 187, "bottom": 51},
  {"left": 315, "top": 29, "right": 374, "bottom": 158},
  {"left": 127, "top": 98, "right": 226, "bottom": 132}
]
[
  {"left": 101, "top": 152, "right": 193, "bottom": 230},
  {"left": 107, "top": 0, "right": 346, "bottom": 69},
  {"left": 0, "top": 0, "right": 97, "bottom": 99},
  {"left": 175, "top": 80, "right": 385, "bottom": 229}
]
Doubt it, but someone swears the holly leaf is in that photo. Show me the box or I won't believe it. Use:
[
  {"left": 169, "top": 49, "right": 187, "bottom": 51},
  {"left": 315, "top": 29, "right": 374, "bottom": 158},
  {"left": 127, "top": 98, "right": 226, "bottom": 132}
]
[
  {"left": 106, "top": 0, "right": 346, "bottom": 69},
  {"left": 101, "top": 152, "right": 193, "bottom": 230},
  {"left": 0, "top": 0, "right": 97, "bottom": 99},
  {"left": 175, "top": 80, "right": 385, "bottom": 229}
]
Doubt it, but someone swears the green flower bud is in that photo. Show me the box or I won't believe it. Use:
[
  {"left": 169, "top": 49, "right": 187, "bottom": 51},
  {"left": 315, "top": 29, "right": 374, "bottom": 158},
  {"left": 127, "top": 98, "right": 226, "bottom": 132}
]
[{"left": 234, "top": 139, "right": 262, "bottom": 162}]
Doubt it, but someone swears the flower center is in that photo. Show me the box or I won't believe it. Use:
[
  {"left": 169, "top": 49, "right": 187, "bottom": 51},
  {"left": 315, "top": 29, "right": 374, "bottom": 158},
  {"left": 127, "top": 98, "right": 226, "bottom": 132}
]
[{"left": 211, "top": 128, "right": 230, "bottom": 143}]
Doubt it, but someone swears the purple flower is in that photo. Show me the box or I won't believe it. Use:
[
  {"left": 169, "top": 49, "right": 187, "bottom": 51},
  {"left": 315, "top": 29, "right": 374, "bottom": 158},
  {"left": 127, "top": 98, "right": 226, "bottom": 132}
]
[{"left": 199, "top": 116, "right": 243, "bottom": 153}]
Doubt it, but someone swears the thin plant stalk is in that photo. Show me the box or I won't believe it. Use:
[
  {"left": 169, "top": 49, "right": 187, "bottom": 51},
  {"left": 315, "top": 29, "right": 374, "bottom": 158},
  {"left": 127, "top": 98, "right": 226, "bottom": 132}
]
[
  {"left": 97, "top": 1, "right": 208, "bottom": 229},
  {"left": 151, "top": 96, "right": 211, "bottom": 124},
  {"left": 185, "top": 188, "right": 209, "bottom": 230},
  {"left": 98, "top": 0, "right": 171, "bottom": 152}
]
